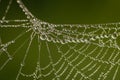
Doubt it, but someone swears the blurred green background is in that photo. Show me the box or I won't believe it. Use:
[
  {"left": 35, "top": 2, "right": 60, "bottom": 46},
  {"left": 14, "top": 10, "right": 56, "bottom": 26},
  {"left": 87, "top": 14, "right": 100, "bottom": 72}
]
[
  {"left": 23, "top": 0, "right": 120, "bottom": 24},
  {"left": 0, "top": 0, "right": 120, "bottom": 80}
]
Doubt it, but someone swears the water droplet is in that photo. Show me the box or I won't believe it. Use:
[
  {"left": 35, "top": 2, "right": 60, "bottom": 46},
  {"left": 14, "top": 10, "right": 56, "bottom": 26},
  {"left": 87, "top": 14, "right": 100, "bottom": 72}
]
[
  {"left": 9, "top": 56, "right": 13, "bottom": 60},
  {"left": 46, "top": 36, "right": 52, "bottom": 42},
  {"left": 72, "top": 39, "right": 76, "bottom": 43},
  {"left": 56, "top": 39, "right": 60, "bottom": 43},
  {"left": 11, "top": 40, "right": 15, "bottom": 43},
  {"left": 21, "top": 63, "right": 24, "bottom": 66},
  {"left": 95, "top": 36, "right": 100, "bottom": 39},
  {"left": 90, "top": 37, "right": 95, "bottom": 41},
  {"left": 40, "top": 34, "right": 46, "bottom": 40},
  {"left": 75, "top": 38, "right": 79, "bottom": 43},
  {"left": 80, "top": 39, "right": 84, "bottom": 43},
  {"left": 84, "top": 39, "right": 88, "bottom": 43},
  {"left": 53, "top": 39, "right": 57, "bottom": 43},
  {"left": 60, "top": 40, "right": 66, "bottom": 44},
  {"left": 0, "top": 21, "right": 3, "bottom": 23},
  {"left": 27, "top": 15, "right": 30, "bottom": 19},
  {"left": 100, "top": 35, "right": 104, "bottom": 38},
  {"left": 17, "top": 0, "right": 19, "bottom": 3},
  {"left": 104, "top": 35, "right": 108, "bottom": 38},
  {"left": 19, "top": 5, "right": 23, "bottom": 8},
  {"left": 111, "top": 35, "right": 116, "bottom": 39}
]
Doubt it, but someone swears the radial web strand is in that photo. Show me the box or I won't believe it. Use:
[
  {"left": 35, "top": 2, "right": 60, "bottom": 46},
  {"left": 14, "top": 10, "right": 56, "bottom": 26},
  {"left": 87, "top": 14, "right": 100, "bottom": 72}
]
[{"left": 0, "top": 0, "right": 120, "bottom": 80}]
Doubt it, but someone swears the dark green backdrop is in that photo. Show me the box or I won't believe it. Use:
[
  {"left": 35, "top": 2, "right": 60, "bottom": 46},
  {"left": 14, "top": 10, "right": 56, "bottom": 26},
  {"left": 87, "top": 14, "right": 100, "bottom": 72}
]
[{"left": 0, "top": 0, "right": 120, "bottom": 80}]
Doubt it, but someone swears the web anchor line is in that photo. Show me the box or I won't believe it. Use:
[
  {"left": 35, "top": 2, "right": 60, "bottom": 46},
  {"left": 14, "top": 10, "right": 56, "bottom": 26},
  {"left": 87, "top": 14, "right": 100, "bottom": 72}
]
[{"left": 0, "top": 0, "right": 120, "bottom": 80}]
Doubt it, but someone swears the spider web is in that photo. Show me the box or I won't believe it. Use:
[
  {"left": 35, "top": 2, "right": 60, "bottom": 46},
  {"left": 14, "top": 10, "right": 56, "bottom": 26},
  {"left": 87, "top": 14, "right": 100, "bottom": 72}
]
[{"left": 0, "top": 0, "right": 120, "bottom": 80}]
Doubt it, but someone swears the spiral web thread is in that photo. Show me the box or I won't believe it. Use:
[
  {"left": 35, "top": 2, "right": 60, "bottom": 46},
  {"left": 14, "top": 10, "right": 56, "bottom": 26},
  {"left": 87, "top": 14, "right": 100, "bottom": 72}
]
[{"left": 0, "top": 0, "right": 120, "bottom": 80}]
